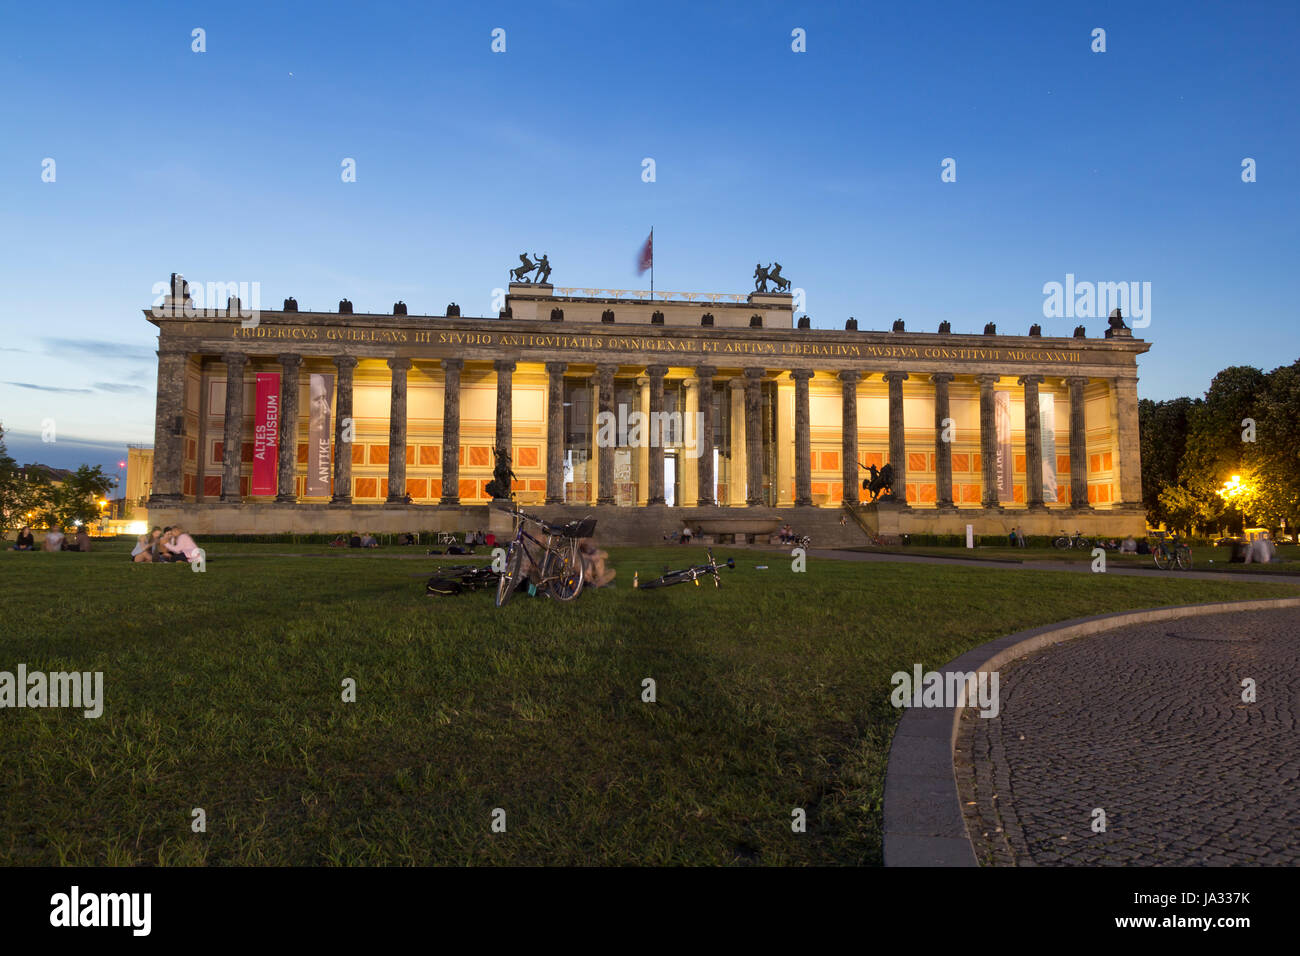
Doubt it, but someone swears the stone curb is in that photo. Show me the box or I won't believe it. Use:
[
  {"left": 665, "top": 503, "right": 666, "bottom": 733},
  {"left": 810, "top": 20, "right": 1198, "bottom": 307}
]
[{"left": 881, "top": 596, "right": 1300, "bottom": 867}]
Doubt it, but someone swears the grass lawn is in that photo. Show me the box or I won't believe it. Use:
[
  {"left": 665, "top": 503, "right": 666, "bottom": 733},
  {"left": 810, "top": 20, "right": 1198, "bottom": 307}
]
[{"left": 0, "top": 545, "right": 1294, "bottom": 866}]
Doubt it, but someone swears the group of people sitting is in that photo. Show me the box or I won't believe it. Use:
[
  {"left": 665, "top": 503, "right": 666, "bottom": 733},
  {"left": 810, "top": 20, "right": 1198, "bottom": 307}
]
[
  {"left": 777, "top": 524, "right": 804, "bottom": 544},
  {"left": 130, "top": 525, "right": 202, "bottom": 563},
  {"left": 11, "top": 526, "right": 93, "bottom": 552}
]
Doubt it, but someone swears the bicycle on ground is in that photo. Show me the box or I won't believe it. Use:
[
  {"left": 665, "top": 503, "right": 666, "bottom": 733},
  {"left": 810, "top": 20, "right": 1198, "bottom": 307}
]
[{"left": 637, "top": 549, "right": 735, "bottom": 590}]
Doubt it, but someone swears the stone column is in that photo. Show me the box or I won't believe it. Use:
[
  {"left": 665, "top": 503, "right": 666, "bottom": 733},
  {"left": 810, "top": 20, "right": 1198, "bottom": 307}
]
[
  {"left": 647, "top": 365, "right": 668, "bottom": 505},
  {"left": 596, "top": 364, "right": 616, "bottom": 505},
  {"left": 276, "top": 354, "right": 302, "bottom": 503},
  {"left": 545, "top": 362, "right": 566, "bottom": 503},
  {"left": 1113, "top": 376, "right": 1142, "bottom": 506},
  {"left": 976, "top": 374, "right": 999, "bottom": 508},
  {"left": 331, "top": 356, "right": 357, "bottom": 504},
  {"left": 775, "top": 378, "right": 794, "bottom": 505},
  {"left": 792, "top": 370, "right": 814, "bottom": 506},
  {"left": 439, "top": 359, "right": 463, "bottom": 505},
  {"left": 220, "top": 352, "right": 247, "bottom": 502},
  {"left": 494, "top": 359, "right": 515, "bottom": 463},
  {"left": 884, "top": 371, "right": 909, "bottom": 505},
  {"left": 195, "top": 360, "right": 210, "bottom": 502},
  {"left": 729, "top": 378, "right": 746, "bottom": 505},
  {"left": 840, "top": 370, "right": 861, "bottom": 506},
  {"left": 149, "top": 350, "right": 188, "bottom": 502},
  {"left": 1067, "top": 376, "right": 1091, "bottom": 509},
  {"left": 743, "top": 368, "right": 764, "bottom": 507},
  {"left": 696, "top": 366, "right": 716, "bottom": 506},
  {"left": 1019, "top": 374, "right": 1045, "bottom": 508},
  {"left": 637, "top": 375, "right": 651, "bottom": 505},
  {"left": 682, "top": 377, "right": 700, "bottom": 507},
  {"left": 386, "top": 357, "right": 411, "bottom": 503},
  {"left": 585, "top": 375, "right": 599, "bottom": 505},
  {"left": 931, "top": 373, "right": 954, "bottom": 508}
]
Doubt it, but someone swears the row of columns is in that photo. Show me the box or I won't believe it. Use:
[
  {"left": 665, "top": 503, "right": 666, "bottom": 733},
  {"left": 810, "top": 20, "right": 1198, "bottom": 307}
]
[{"left": 158, "top": 352, "right": 1113, "bottom": 511}]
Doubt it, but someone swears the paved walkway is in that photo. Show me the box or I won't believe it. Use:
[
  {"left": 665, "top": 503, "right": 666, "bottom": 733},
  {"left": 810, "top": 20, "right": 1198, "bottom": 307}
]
[
  {"left": 795, "top": 547, "right": 1300, "bottom": 584},
  {"left": 955, "top": 606, "right": 1300, "bottom": 865}
]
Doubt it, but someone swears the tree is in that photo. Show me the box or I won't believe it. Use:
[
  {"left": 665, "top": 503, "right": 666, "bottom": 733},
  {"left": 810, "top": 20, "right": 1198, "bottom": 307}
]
[
  {"left": 1139, "top": 396, "right": 1197, "bottom": 526},
  {"left": 0, "top": 423, "right": 21, "bottom": 533},
  {"left": 1241, "top": 360, "right": 1300, "bottom": 531},
  {"left": 37, "top": 465, "right": 114, "bottom": 530},
  {"left": 1157, "top": 483, "right": 1211, "bottom": 537},
  {"left": 1177, "top": 365, "right": 1265, "bottom": 533}
]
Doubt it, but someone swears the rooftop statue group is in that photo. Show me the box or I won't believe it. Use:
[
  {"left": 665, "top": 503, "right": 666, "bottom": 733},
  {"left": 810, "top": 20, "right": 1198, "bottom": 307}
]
[
  {"left": 752, "top": 262, "right": 791, "bottom": 293},
  {"left": 510, "top": 253, "right": 552, "bottom": 285}
]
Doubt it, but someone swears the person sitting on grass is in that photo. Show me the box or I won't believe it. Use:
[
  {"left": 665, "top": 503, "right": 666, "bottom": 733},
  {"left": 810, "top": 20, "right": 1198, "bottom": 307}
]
[
  {"left": 42, "top": 528, "right": 66, "bottom": 552},
  {"left": 578, "top": 537, "right": 616, "bottom": 588},
  {"left": 360, "top": 532, "right": 378, "bottom": 548},
  {"left": 163, "top": 525, "right": 202, "bottom": 565},
  {"left": 131, "top": 532, "right": 154, "bottom": 562},
  {"left": 681, "top": 523, "right": 693, "bottom": 545},
  {"left": 12, "top": 526, "right": 35, "bottom": 551},
  {"left": 329, "top": 534, "right": 348, "bottom": 547},
  {"left": 74, "top": 528, "right": 92, "bottom": 552},
  {"left": 1120, "top": 536, "right": 1137, "bottom": 554},
  {"left": 153, "top": 526, "right": 172, "bottom": 561}
]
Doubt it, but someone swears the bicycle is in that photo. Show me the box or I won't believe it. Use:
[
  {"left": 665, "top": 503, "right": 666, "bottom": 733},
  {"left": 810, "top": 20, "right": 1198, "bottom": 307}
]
[
  {"left": 494, "top": 506, "right": 597, "bottom": 607},
  {"left": 426, "top": 564, "right": 500, "bottom": 596},
  {"left": 1150, "top": 531, "right": 1192, "bottom": 571},
  {"left": 1053, "top": 529, "right": 1091, "bottom": 550},
  {"left": 637, "top": 548, "right": 735, "bottom": 589}
]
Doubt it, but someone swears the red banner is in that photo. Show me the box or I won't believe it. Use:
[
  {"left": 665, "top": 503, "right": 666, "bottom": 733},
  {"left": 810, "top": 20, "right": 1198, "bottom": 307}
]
[{"left": 252, "top": 372, "right": 280, "bottom": 496}]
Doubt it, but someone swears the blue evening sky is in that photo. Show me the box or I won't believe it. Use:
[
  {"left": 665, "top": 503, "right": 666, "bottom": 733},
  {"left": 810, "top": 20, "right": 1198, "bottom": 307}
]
[{"left": 1, "top": 0, "right": 1296, "bottom": 476}]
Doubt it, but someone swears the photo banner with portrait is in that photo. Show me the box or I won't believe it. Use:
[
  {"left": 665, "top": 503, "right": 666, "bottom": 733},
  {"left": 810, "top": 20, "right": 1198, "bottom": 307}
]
[
  {"left": 995, "top": 390, "right": 1013, "bottom": 502},
  {"left": 1040, "top": 393, "right": 1058, "bottom": 503},
  {"left": 252, "top": 372, "right": 280, "bottom": 496},
  {"left": 306, "top": 373, "right": 334, "bottom": 497}
]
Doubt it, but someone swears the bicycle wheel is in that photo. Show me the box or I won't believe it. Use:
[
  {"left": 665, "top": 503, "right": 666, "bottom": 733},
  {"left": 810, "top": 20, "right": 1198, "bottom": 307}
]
[
  {"left": 1053, "top": 536, "right": 1069, "bottom": 549},
  {"left": 495, "top": 542, "right": 524, "bottom": 607},
  {"left": 1153, "top": 547, "right": 1171, "bottom": 571},
  {"left": 547, "top": 540, "right": 585, "bottom": 601},
  {"left": 1175, "top": 546, "right": 1192, "bottom": 570},
  {"left": 1076, "top": 537, "right": 1091, "bottom": 551}
]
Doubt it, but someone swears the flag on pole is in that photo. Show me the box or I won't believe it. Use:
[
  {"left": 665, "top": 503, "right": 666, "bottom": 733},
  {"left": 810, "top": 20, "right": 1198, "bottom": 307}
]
[{"left": 636, "top": 230, "right": 653, "bottom": 275}]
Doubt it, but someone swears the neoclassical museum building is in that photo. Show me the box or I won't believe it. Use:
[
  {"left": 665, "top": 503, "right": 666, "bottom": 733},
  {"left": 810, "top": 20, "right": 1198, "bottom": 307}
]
[{"left": 141, "top": 275, "right": 1149, "bottom": 543}]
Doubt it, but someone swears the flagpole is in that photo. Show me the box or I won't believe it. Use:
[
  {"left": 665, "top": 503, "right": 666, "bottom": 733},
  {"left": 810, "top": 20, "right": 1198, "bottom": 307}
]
[{"left": 650, "top": 226, "right": 654, "bottom": 300}]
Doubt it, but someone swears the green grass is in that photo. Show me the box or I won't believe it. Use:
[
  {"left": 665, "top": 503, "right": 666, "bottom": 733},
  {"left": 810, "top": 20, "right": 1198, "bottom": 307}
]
[{"left": 0, "top": 547, "right": 1293, "bottom": 866}]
